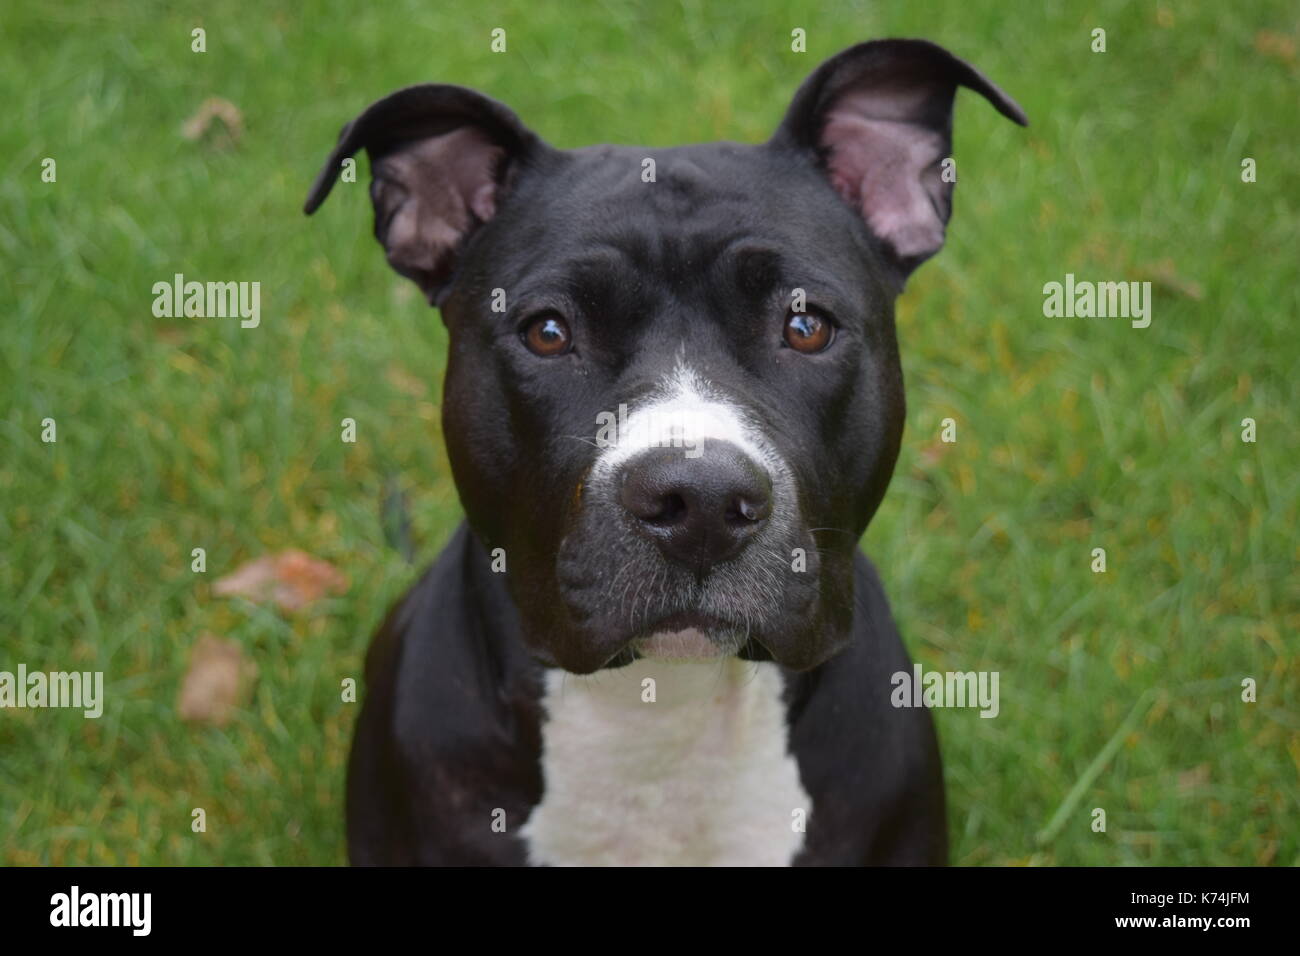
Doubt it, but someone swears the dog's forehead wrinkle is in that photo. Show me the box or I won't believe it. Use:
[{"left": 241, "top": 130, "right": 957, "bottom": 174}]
[
  {"left": 500, "top": 159, "right": 872, "bottom": 309},
  {"left": 528, "top": 145, "right": 797, "bottom": 234}
]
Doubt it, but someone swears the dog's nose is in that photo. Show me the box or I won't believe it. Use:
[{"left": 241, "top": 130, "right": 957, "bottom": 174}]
[{"left": 619, "top": 441, "right": 772, "bottom": 570}]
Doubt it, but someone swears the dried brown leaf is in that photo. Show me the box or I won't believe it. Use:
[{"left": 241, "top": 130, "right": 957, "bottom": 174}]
[
  {"left": 177, "top": 633, "right": 256, "bottom": 726},
  {"left": 213, "top": 549, "right": 349, "bottom": 612},
  {"left": 180, "top": 97, "right": 244, "bottom": 145}
]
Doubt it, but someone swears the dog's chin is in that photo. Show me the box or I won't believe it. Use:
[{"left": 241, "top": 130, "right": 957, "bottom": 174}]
[
  {"left": 629, "top": 612, "right": 747, "bottom": 662},
  {"left": 530, "top": 609, "right": 833, "bottom": 673},
  {"left": 598, "top": 611, "right": 782, "bottom": 668},
  {"left": 526, "top": 608, "right": 769, "bottom": 673},
  {"left": 634, "top": 628, "right": 729, "bottom": 661}
]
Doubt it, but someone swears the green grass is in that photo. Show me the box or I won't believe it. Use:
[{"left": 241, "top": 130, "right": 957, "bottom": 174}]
[{"left": 1, "top": 0, "right": 1296, "bottom": 865}]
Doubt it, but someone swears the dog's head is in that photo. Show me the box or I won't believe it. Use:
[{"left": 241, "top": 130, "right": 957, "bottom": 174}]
[{"left": 307, "top": 39, "right": 1025, "bottom": 674}]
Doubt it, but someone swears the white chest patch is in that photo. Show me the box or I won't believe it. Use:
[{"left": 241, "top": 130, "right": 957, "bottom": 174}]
[{"left": 521, "top": 657, "right": 811, "bottom": 866}]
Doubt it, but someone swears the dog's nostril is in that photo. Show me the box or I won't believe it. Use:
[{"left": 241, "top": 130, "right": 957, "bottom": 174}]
[
  {"left": 726, "top": 495, "right": 767, "bottom": 525},
  {"left": 645, "top": 492, "right": 687, "bottom": 526}
]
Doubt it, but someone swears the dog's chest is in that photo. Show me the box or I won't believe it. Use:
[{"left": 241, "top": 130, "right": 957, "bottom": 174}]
[{"left": 521, "top": 658, "right": 810, "bottom": 866}]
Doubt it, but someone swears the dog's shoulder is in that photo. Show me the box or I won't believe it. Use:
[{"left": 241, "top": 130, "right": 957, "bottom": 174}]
[
  {"left": 349, "top": 523, "right": 545, "bottom": 864},
  {"left": 784, "top": 550, "right": 948, "bottom": 865}
]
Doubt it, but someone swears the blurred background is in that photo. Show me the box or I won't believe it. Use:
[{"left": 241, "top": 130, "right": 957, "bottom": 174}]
[{"left": 1, "top": 0, "right": 1295, "bottom": 865}]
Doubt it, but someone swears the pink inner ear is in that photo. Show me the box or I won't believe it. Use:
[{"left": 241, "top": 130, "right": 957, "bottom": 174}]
[
  {"left": 373, "top": 126, "right": 506, "bottom": 288},
  {"left": 469, "top": 182, "right": 497, "bottom": 222},
  {"left": 822, "top": 92, "right": 950, "bottom": 263},
  {"left": 438, "top": 126, "right": 503, "bottom": 222}
]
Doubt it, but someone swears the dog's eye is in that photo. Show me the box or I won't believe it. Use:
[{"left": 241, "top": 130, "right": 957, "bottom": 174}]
[
  {"left": 783, "top": 310, "right": 833, "bottom": 353},
  {"left": 521, "top": 313, "right": 572, "bottom": 356}
]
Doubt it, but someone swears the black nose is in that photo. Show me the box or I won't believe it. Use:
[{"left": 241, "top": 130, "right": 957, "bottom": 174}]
[{"left": 619, "top": 441, "right": 772, "bottom": 570}]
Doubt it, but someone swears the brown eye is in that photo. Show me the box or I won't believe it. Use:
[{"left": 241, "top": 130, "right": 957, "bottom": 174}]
[
  {"left": 522, "top": 313, "right": 572, "bottom": 356},
  {"left": 783, "top": 310, "right": 833, "bottom": 353}
]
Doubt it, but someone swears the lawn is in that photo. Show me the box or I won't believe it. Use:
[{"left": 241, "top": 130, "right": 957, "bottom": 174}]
[{"left": 1, "top": 0, "right": 1295, "bottom": 865}]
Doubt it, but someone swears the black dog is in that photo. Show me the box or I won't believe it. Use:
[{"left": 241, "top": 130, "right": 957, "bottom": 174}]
[{"left": 306, "top": 39, "right": 1025, "bottom": 865}]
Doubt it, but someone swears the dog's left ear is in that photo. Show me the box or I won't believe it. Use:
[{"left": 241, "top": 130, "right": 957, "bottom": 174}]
[{"left": 770, "top": 39, "right": 1027, "bottom": 280}]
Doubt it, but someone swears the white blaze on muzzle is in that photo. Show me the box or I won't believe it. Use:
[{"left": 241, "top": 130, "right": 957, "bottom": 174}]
[{"left": 591, "top": 363, "right": 781, "bottom": 481}]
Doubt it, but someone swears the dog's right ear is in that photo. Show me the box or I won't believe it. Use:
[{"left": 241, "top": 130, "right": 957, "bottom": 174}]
[{"left": 304, "top": 85, "right": 544, "bottom": 304}]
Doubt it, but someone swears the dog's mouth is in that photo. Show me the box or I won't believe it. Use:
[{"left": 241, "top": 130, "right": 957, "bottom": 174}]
[
  {"left": 603, "top": 610, "right": 775, "bottom": 667},
  {"left": 540, "top": 549, "right": 837, "bottom": 672},
  {"left": 634, "top": 627, "right": 729, "bottom": 661}
]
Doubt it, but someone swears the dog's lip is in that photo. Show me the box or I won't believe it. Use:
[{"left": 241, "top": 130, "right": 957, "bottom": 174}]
[
  {"left": 589, "top": 610, "right": 782, "bottom": 669},
  {"left": 637, "top": 610, "right": 732, "bottom": 635},
  {"left": 627, "top": 611, "right": 747, "bottom": 661},
  {"left": 634, "top": 628, "right": 727, "bottom": 660}
]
